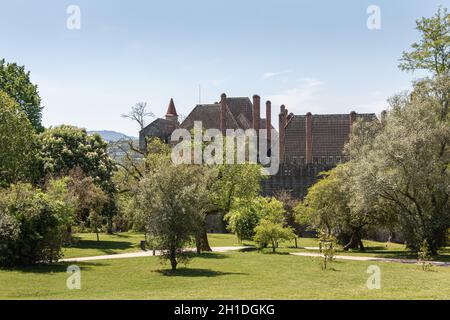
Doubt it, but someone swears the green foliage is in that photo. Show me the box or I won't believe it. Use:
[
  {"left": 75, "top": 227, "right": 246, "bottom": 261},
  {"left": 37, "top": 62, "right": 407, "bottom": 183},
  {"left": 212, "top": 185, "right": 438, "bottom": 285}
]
[
  {"left": 132, "top": 140, "right": 215, "bottom": 270},
  {"left": 0, "top": 183, "right": 69, "bottom": 266},
  {"left": 225, "top": 196, "right": 286, "bottom": 241},
  {"left": 399, "top": 7, "right": 450, "bottom": 75},
  {"left": 294, "top": 165, "right": 377, "bottom": 251},
  {"left": 0, "top": 90, "right": 38, "bottom": 187},
  {"left": 225, "top": 198, "right": 262, "bottom": 241},
  {"left": 254, "top": 220, "right": 295, "bottom": 253},
  {"left": 417, "top": 239, "right": 432, "bottom": 271},
  {"left": 38, "top": 125, "right": 116, "bottom": 194},
  {"left": 44, "top": 177, "right": 77, "bottom": 227},
  {"left": 226, "top": 196, "right": 294, "bottom": 252},
  {"left": 318, "top": 232, "right": 336, "bottom": 270},
  {"left": 209, "top": 163, "right": 263, "bottom": 214},
  {"left": 344, "top": 75, "right": 450, "bottom": 254},
  {"left": 0, "top": 59, "right": 43, "bottom": 131},
  {"left": 66, "top": 168, "right": 109, "bottom": 226}
]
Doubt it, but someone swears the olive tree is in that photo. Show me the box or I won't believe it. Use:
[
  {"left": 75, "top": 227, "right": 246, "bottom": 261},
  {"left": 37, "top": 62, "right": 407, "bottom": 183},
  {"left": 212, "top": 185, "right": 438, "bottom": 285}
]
[{"left": 132, "top": 142, "right": 215, "bottom": 271}]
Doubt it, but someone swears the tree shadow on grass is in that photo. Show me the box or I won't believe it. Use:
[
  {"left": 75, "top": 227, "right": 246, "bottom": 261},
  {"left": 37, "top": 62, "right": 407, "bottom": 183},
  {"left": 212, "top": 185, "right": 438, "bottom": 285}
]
[
  {"left": 155, "top": 268, "right": 248, "bottom": 277},
  {"left": 112, "top": 233, "right": 132, "bottom": 240},
  {"left": 197, "top": 252, "right": 229, "bottom": 259},
  {"left": 259, "top": 251, "right": 291, "bottom": 256},
  {"left": 0, "top": 261, "right": 109, "bottom": 274},
  {"left": 181, "top": 252, "right": 230, "bottom": 260},
  {"left": 238, "top": 247, "right": 257, "bottom": 252}
]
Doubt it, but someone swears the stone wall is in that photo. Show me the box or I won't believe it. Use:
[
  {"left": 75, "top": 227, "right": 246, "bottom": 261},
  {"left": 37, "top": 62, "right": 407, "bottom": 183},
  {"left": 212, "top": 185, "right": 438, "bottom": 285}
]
[{"left": 261, "top": 163, "right": 336, "bottom": 199}]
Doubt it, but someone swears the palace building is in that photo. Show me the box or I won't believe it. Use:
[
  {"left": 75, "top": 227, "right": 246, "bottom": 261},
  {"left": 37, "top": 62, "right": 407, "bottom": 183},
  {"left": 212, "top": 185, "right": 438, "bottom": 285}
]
[{"left": 140, "top": 93, "right": 377, "bottom": 198}]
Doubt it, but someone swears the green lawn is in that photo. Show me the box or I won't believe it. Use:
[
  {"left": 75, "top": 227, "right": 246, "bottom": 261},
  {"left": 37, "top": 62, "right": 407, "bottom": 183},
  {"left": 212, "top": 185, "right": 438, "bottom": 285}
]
[
  {"left": 1, "top": 233, "right": 449, "bottom": 299},
  {"left": 1, "top": 250, "right": 450, "bottom": 299}
]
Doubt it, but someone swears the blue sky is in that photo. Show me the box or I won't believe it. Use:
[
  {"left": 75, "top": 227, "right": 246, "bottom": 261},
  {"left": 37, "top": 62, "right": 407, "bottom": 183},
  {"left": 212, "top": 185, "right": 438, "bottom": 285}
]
[{"left": 0, "top": 0, "right": 445, "bottom": 136}]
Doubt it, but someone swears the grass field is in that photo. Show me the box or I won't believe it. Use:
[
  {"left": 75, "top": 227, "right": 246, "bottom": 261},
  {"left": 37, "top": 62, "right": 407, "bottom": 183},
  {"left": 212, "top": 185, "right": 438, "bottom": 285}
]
[
  {"left": 1, "top": 250, "right": 450, "bottom": 299},
  {"left": 1, "top": 233, "right": 449, "bottom": 299}
]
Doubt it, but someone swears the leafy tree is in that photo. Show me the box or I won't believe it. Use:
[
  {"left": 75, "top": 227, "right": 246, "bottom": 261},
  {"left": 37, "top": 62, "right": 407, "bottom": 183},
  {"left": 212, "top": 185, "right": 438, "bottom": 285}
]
[
  {"left": 254, "top": 220, "right": 295, "bottom": 253},
  {"left": 44, "top": 177, "right": 77, "bottom": 242},
  {"left": 275, "top": 190, "right": 300, "bottom": 235},
  {"left": 0, "top": 183, "right": 69, "bottom": 266},
  {"left": 295, "top": 167, "right": 348, "bottom": 238},
  {"left": 348, "top": 78, "right": 450, "bottom": 254},
  {"left": 204, "top": 163, "right": 263, "bottom": 250},
  {"left": 38, "top": 125, "right": 116, "bottom": 192},
  {"left": 225, "top": 197, "right": 263, "bottom": 241},
  {"left": 0, "top": 90, "right": 38, "bottom": 186},
  {"left": 132, "top": 141, "right": 214, "bottom": 270},
  {"left": 66, "top": 168, "right": 108, "bottom": 231},
  {"left": 38, "top": 126, "right": 117, "bottom": 231},
  {"left": 225, "top": 196, "right": 286, "bottom": 241},
  {"left": 295, "top": 164, "right": 385, "bottom": 251},
  {"left": 399, "top": 7, "right": 450, "bottom": 76},
  {"left": 0, "top": 59, "right": 43, "bottom": 131}
]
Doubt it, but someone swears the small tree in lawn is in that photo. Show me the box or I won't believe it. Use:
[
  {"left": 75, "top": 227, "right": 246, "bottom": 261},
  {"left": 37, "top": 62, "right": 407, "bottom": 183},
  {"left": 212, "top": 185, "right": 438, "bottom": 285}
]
[
  {"left": 254, "top": 220, "right": 295, "bottom": 253},
  {"left": 317, "top": 231, "right": 336, "bottom": 270},
  {"left": 417, "top": 239, "right": 432, "bottom": 271}
]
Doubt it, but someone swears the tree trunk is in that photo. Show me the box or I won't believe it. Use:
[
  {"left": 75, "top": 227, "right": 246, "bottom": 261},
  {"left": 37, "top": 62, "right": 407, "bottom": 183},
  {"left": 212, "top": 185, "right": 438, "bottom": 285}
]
[
  {"left": 195, "top": 234, "right": 202, "bottom": 254},
  {"left": 272, "top": 240, "right": 276, "bottom": 253},
  {"left": 358, "top": 238, "right": 365, "bottom": 252},
  {"left": 294, "top": 237, "right": 298, "bottom": 248},
  {"left": 96, "top": 229, "right": 100, "bottom": 242},
  {"left": 199, "top": 229, "right": 212, "bottom": 251},
  {"left": 196, "top": 218, "right": 212, "bottom": 253},
  {"left": 343, "top": 231, "right": 364, "bottom": 251},
  {"left": 170, "top": 248, "right": 177, "bottom": 271},
  {"left": 106, "top": 217, "right": 113, "bottom": 234}
]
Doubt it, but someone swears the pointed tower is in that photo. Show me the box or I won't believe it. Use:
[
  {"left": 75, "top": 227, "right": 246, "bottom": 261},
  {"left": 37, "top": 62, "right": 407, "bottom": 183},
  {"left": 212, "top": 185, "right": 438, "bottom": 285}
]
[{"left": 165, "top": 98, "right": 179, "bottom": 123}]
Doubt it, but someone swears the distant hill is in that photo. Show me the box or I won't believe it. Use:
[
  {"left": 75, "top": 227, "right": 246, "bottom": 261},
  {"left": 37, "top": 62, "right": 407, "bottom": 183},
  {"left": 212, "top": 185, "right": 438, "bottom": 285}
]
[{"left": 87, "top": 130, "right": 137, "bottom": 142}]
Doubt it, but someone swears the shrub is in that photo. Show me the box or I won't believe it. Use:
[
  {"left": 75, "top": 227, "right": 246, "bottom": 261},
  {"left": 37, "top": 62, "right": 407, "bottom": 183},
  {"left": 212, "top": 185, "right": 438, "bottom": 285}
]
[
  {"left": 254, "top": 220, "right": 295, "bottom": 253},
  {"left": 0, "top": 183, "right": 68, "bottom": 266}
]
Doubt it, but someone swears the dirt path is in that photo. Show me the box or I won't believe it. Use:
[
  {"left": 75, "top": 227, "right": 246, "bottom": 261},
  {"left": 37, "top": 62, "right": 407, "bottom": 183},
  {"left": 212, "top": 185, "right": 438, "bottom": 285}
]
[
  {"left": 290, "top": 252, "right": 450, "bottom": 267},
  {"left": 60, "top": 246, "right": 250, "bottom": 262}
]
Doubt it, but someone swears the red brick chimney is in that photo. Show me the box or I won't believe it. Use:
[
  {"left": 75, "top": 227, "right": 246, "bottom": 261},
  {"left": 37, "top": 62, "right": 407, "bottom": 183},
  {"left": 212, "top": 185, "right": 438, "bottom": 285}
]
[
  {"left": 279, "top": 105, "right": 287, "bottom": 163},
  {"left": 305, "top": 112, "right": 313, "bottom": 164},
  {"left": 266, "top": 100, "right": 271, "bottom": 143},
  {"left": 220, "top": 93, "right": 227, "bottom": 135},
  {"left": 252, "top": 95, "right": 260, "bottom": 131},
  {"left": 349, "top": 111, "right": 357, "bottom": 136}
]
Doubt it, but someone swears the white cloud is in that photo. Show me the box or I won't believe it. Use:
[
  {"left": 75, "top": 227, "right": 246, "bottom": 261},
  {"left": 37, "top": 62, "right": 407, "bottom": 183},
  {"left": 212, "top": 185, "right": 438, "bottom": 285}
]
[
  {"left": 261, "top": 70, "right": 293, "bottom": 80},
  {"left": 267, "top": 77, "right": 325, "bottom": 114}
]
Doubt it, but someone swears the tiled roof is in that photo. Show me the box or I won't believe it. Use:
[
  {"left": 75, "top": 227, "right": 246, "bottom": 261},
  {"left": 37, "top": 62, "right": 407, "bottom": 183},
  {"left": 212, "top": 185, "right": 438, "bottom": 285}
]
[{"left": 180, "top": 103, "right": 240, "bottom": 131}]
